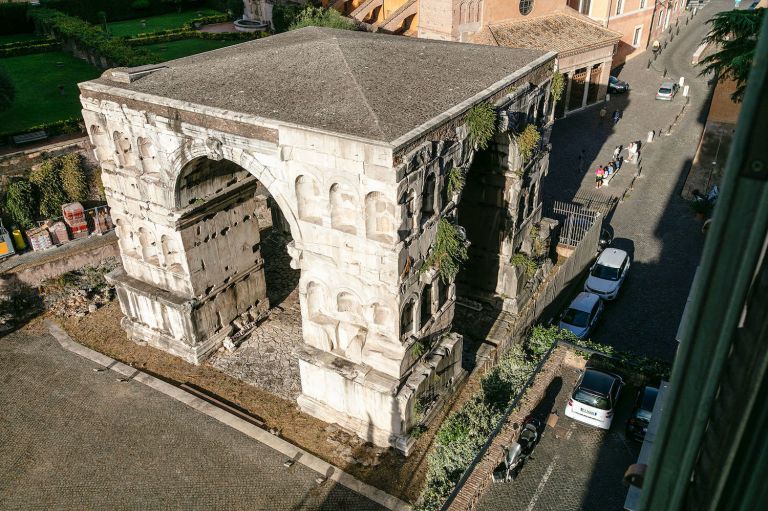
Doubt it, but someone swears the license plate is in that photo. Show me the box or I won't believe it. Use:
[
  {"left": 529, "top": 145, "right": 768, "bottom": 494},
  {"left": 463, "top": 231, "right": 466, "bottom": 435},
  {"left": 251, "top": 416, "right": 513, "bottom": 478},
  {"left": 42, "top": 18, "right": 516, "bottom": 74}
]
[{"left": 581, "top": 408, "right": 597, "bottom": 416}]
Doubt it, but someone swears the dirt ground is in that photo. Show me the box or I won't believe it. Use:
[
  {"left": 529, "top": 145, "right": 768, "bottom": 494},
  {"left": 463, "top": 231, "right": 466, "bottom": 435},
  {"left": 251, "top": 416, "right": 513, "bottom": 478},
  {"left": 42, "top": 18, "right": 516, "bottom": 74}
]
[{"left": 49, "top": 300, "right": 490, "bottom": 504}]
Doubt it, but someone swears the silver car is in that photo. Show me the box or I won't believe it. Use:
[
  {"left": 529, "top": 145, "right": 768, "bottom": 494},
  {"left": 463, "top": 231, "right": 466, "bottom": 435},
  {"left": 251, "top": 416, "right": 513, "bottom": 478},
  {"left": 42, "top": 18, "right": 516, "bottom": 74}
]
[{"left": 655, "top": 80, "right": 679, "bottom": 101}]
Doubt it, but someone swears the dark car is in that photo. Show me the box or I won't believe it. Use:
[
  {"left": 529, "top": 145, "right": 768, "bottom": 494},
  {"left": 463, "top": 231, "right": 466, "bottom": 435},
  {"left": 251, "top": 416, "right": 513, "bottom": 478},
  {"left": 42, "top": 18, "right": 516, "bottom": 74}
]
[
  {"left": 626, "top": 386, "right": 659, "bottom": 441},
  {"left": 608, "top": 76, "right": 630, "bottom": 94}
]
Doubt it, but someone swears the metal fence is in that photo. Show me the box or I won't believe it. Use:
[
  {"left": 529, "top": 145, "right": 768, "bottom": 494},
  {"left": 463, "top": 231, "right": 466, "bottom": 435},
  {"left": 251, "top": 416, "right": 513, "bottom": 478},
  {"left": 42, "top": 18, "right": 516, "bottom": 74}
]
[{"left": 548, "top": 200, "right": 600, "bottom": 247}]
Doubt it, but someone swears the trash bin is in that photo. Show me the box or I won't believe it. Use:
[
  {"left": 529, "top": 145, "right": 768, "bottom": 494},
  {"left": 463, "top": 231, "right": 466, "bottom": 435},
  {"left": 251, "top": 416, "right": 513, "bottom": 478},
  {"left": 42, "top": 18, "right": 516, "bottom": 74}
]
[{"left": 11, "top": 229, "right": 26, "bottom": 250}]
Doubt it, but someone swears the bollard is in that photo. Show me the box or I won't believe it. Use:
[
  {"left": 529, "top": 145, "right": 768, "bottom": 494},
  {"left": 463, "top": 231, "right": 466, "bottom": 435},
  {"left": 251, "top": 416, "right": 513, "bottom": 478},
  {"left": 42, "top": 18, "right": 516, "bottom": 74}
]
[
  {"left": 647, "top": 130, "right": 654, "bottom": 143},
  {"left": 670, "top": 32, "right": 675, "bottom": 42},
  {"left": 606, "top": 93, "right": 611, "bottom": 102},
  {"left": 677, "top": 26, "right": 680, "bottom": 35},
  {"left": 683, "top": 84, "right": 690, "bottom": 97},
  {"left": 664, "top": 40, "right": 668, "bottom": 49},
  {"left": 679, "top": 76, "right": 685, "bottom": 87},
  {"left": 663, "top": 67, "right": 668, "bottom": 77},
  {"left": 647, "top": 59, "right": 652, "bottom": 69}
]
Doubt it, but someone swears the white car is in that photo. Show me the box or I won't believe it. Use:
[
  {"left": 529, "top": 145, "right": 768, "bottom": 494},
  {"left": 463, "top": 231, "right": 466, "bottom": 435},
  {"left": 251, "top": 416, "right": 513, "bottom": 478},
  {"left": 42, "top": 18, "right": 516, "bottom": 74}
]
[
  {"left": 584, "top": 248, "right": 631, "bottom": 300},
  {"left": 559, "top": 292, "right": 604, "bottom": 339},
  {"left": 565, "top": 368, "right": 623, "bottom": 430}
]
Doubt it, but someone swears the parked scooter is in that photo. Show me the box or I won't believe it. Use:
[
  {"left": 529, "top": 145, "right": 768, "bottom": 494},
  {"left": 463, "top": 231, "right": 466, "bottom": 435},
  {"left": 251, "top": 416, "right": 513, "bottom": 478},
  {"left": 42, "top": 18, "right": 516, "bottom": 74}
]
[{"left": 491, "top": 416, "right": 542, "bottom": 483}]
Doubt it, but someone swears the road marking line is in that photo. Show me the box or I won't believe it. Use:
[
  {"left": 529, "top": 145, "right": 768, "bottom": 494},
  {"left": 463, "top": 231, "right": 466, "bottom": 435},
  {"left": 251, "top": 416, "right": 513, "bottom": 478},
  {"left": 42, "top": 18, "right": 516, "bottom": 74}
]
[{"left": 525, "top": 455, "right": 560, "bottom": 511}]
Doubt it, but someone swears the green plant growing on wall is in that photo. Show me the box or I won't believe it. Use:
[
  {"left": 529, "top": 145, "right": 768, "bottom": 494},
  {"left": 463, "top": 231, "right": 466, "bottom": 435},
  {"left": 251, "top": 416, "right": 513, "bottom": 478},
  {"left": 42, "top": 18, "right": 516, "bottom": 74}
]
[
  {"left": 412, "top": 338, "right": 429, "bottom": 358},
  {"left": 551, "top": 71, "right": 565, "bottom": 102},
  {"left": 446, "top": 167, "right": 465, "bottom": 197},
  {"left": 29, "top": 158, "right": 69, "bottom": 219},
  {"left": 4, "top": 179, "right": 37, "bottom": 229},
  {"left": 516, "top": 124, "right": 541, "bottom": 164},
  {"left": 465, "top": 102, "right": 496, "bottom": 150},
  {"left": 422, "top": 219, "right": 469, "bottom": 283},
  {"left": 59, "top": 153, "right": 88, "bottom": 202},
  {"left": 511, "top": 252, "right": 538, "bottom": 278}
]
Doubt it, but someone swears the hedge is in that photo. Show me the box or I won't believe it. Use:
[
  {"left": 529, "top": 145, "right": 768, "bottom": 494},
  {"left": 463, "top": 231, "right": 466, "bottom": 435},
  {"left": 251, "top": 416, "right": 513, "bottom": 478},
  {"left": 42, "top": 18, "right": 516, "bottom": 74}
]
[
  {"left": 40, "top": 0, "right": 176, "bottom": 24},
  {"left": 0, "top": 3, "right": 34, "bottom": 36},
  {"left": 127, "top": 28, "right": 265, "bottom": 46},
  {"left": 29, "top": 9, "right": 158, "bottom": 67},
  {"left": 0, "top": 117, "right": 83, "bottom": 144},
  {"left": 0, "top": 41, "right": 63, "bottom": 58}
]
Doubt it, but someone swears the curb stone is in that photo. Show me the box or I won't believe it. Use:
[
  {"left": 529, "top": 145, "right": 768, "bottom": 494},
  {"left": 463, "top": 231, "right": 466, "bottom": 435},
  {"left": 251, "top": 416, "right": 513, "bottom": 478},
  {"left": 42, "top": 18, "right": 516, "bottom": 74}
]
[{"left": 46, "top": 320, "right": 411, "bottom": 511}]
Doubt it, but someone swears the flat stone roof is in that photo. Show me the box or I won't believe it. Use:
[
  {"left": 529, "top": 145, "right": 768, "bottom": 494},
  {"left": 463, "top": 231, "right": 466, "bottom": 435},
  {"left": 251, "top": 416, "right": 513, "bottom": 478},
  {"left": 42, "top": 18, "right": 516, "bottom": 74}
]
[
  {"left": 86, "top": 27, "right": 551, "bottom": 144},
  {"left": 473, "top": 12, "right": 622, "bottom": 58}
]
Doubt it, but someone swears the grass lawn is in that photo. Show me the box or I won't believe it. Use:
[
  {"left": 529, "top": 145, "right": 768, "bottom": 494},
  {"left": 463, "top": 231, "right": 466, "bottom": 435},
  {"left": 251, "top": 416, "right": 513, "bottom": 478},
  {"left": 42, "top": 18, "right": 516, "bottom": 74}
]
[
  {"left": 0, "top": 51, "right": 101, "bottom": 134},
  {"left": 143, "top": 38, "right": 242, "bottom": 62},
  {"left": 0, "top": 33, "right": 40, "bottom": 46},
  {"left": 107, "top": 9, "right": 222, "bottom": 38}
]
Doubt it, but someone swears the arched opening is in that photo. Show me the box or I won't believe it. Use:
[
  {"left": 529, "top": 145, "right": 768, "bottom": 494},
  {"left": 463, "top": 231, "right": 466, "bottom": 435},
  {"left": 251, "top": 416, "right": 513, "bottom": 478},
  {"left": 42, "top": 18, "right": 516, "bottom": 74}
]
[{"left": 173, "top": 156, "right": 301, "bottom": 400}]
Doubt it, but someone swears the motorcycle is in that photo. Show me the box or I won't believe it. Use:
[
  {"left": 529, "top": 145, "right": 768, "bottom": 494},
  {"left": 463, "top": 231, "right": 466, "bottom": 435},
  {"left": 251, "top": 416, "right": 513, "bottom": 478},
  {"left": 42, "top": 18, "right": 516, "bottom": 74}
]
[{"left": 491, "top": 416, "right": 542, "bottom": 483}]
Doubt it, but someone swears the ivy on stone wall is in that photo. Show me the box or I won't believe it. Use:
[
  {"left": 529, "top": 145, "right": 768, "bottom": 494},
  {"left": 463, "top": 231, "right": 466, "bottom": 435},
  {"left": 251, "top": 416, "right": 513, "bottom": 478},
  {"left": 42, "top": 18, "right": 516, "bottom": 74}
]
[
  {"left": 465, "top": 102, "right": 496, "bottom": 151},
  {"left": 446, "top": 167, "right": 465, "bottom": 197},
  {"left": 511, "top": 252, "right": 538, "bottom": 279},
  {"left": 551, "top": 71, "right": 565, "bottom": 102},
  {"left": 516, "top": 124, "right": 541, "bottom": 164},
  {"left": 422, "top": 219, "right": 469, "bottom": 284}
]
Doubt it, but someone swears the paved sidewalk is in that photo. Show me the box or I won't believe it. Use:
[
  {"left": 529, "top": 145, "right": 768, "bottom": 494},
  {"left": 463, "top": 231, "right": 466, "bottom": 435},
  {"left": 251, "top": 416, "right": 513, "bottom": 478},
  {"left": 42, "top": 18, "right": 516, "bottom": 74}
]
[
  {"left": 543, "top": 0, "right": 727, "bottom": 360},
  {"left": 0, "top": 326, "right": 391, "bottom": 511}
]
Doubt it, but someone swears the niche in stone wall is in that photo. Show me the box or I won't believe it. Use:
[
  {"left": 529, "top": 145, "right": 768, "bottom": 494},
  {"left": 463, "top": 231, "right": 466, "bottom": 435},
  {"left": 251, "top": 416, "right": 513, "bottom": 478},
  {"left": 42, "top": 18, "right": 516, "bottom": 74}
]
[
  {"left": 177, "top": 157, "right": 249, "bottom": 207},
  {"left": 115, "top": 218, "right": 139, "bottom": 256},
  {"left": 421, "top": 174, "right": 436, "bottom": 221},
  {"left": 138, "top": 227, "right": 159, "bottom": 265},
  {"left": 161, "top": 234, "right": 183, "bottom": 273},
  {"left": 400, "top": 297, "right": 415, "bottom": 338},
  {"left": 88, "top": 124, "right": 112, "bottom": 162},
  {"left": 330, "top": 183, "right": 358, "bottom": 234},
  {"left": 398, "top": 189, "right": 417, "bottom": 241},
  {"left": 420, "top": 283, "right": 433, "bottom": 328},
  {"left": 137, "top": 137, "right": 160, "bottom": 177},
  {"left": 337, "top": 291, "right": 363, "bottom": 317},
  {"left": 295, "top": 175, "right": 323, "bottom": 224},
  {"left": 365, "top": 191, "right": 395, "bottom": 243},
  {"left": 306, "top": 281, "right": 326, "bottom": 319},
  {"left": 372, "top": 302, "right": 392, "bottom": 326},
  {"left": 113, "top": 131, "right": 136, "bottom": 168}
]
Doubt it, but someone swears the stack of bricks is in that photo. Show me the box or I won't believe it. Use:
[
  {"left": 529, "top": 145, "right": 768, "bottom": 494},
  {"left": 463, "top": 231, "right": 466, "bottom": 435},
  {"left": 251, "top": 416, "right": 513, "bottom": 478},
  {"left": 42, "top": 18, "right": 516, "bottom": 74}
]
[{"left": 447, "top": 347, "right": 567, "bottom": 511}]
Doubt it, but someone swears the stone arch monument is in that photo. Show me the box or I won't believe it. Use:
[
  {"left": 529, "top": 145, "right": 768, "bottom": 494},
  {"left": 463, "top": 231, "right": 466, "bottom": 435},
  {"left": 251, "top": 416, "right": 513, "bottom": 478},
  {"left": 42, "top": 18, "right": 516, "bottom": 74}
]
[{"left": 79, "top": 27, "right": 555, "bottom": 452}]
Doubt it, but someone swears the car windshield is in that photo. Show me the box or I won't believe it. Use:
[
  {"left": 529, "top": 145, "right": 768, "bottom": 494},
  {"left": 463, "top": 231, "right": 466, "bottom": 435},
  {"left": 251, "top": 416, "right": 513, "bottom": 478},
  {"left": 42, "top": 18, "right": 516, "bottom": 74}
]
[
  {"left": 591, "top": 264, "right": 620, "bottom": 281},
  {"left": 573, "top": 389, "right": 610, "bottom": 410},
  {"left": 659, "top": 87, "right": 672, "bottom": 94},
  {"left": 562, "top": 308, "right": 590, "bottom": 327}
]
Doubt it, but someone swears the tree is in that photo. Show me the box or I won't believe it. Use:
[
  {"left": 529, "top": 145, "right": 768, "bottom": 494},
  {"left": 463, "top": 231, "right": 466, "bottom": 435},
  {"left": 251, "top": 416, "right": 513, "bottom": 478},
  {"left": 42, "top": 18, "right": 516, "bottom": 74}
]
[
  {"left": 30, "top": 158, "right": 69, "bottom": 219},
  {"left": 4, "top": 179, "right": 37, "bottom": 229},
  {"left": 699, "top": 8, "right": 765, "bottom": 102},
  {"left": 59, "top": 153, "right": 89, "bottom": 203},
  {"left": 0, "top": 67, "right": 15, "bottom": 112},
  {"left": 288, "top": 7, "right": 357, "bottom": 31}
]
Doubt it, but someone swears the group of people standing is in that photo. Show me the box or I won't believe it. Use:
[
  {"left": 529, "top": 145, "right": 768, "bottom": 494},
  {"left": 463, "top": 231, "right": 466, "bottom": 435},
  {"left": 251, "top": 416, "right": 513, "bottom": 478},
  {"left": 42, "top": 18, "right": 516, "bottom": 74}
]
[{"left": 595, "top": 146, "right": 625, "bottom": 188}]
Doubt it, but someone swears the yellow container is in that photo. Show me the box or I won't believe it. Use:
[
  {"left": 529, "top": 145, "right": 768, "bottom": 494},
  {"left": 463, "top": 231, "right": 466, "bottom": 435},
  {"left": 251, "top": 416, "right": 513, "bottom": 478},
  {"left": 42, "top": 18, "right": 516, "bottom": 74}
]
[{"left": 12, "top": 229, "right": 27, "bottom": 250}]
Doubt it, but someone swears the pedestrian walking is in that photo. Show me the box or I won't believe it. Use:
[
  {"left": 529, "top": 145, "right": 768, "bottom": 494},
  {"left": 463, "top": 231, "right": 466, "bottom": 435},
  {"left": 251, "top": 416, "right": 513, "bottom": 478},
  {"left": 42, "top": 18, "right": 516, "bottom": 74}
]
[
  {"left": 613, "top": 145, "right": 621, "bottom": 160},
  {"left": 595, "top": 166, "right": 605, "bottom": 188},
  {"left": 616, "top": 156, "right": 623, "bottom": 170},
  {"left": 606, "top": 161, "right": 615, "bottom": 177},
  {"left": 612, "top": 109, "right": 621, "bottom": 126},
  {"left": 599, "top": 107, "right": 607, "bottom": 124}
]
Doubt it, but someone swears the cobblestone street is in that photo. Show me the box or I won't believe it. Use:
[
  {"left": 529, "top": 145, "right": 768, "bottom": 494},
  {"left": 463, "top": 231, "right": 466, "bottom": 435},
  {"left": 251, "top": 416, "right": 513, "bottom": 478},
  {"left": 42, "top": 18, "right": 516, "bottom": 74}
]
[
  {"left": 0, "top": 328, "right": 384, "bottom": 511},
  {"left": 543, "top": 0, "right": 726, "bottom": 360},
  {"left": 477, "top": 362, "right": 640, "bottom": 511}
]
